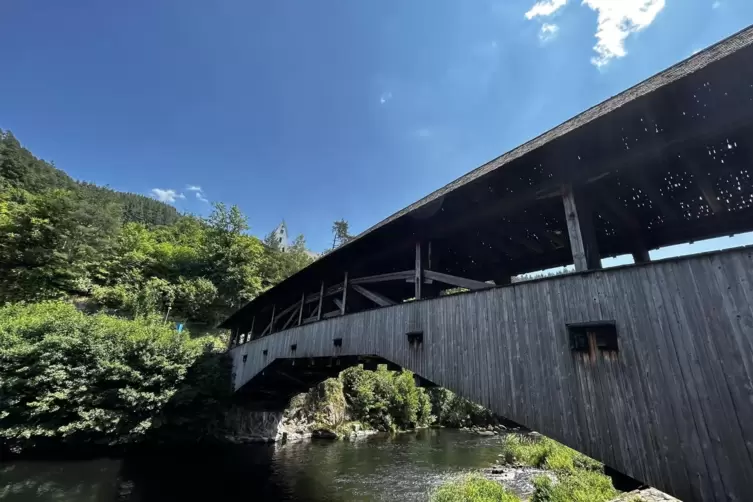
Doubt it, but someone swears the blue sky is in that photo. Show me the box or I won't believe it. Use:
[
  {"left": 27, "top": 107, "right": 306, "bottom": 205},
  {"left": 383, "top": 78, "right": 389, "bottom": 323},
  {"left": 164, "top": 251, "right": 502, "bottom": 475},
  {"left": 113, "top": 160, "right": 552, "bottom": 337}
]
[{"left": 1, "top": 0, "right": 752, "bottom": 257}]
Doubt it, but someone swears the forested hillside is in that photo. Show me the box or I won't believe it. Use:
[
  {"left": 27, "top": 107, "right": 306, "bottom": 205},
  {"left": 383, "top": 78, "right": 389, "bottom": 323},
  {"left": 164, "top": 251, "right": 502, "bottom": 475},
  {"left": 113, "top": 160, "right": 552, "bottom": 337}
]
[
  {"left": 0, "top": 129, "right": 314, "bottom": 329},
  {"left": 1, "top": 130, "right": 180, "bottom": 226}
]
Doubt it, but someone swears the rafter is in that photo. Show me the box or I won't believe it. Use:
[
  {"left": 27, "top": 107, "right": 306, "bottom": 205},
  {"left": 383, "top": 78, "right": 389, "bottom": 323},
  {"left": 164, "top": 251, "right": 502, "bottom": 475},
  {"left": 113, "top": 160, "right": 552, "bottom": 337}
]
[{"left": 351, "top": 284, "right": 396, "bottom": 307}]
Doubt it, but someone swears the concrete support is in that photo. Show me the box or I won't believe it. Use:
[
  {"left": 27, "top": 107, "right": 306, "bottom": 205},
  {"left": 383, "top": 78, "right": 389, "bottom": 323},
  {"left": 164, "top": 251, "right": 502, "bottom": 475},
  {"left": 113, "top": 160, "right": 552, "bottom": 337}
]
[{"left": 562, "top": 183, "right": 602, "bottom": 271}]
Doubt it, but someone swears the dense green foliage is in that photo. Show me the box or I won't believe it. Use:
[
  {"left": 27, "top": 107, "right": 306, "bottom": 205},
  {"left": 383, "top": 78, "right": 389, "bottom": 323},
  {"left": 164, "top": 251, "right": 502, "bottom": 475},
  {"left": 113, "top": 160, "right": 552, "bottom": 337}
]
[
  {"left": 1, "top": 130, "right": 180, "bottom": 226},
  {"left": 530, "top": 471, "right": 618, "bottom": 502},
  {"left": 426, "top": 388, "right": 497, "bottom": 428},
  {"left": 431, "top": 475, "right": 520, "bottom": 502},
  {"left": 340, "top": 365, "right": 432, "bottom": 431},
  {"left": 0, "top": 302, "right": 231, "bottom": 450},
  {"left": 0, "top": 130, "right": 314, "bottom": 328}
]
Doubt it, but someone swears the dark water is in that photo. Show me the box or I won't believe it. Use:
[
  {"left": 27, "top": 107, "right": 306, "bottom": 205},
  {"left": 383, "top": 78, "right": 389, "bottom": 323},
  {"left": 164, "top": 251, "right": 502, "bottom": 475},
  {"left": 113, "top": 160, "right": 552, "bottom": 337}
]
[{"left": 1, "top": 429, "right": 509, "bottom": 502}]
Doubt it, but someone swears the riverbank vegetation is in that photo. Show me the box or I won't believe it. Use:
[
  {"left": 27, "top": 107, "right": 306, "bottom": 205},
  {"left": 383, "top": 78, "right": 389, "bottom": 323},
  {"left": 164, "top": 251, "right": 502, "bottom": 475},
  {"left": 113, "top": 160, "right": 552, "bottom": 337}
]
[{"left": 431, "top": 434, "right": 619, "bottom": 502}]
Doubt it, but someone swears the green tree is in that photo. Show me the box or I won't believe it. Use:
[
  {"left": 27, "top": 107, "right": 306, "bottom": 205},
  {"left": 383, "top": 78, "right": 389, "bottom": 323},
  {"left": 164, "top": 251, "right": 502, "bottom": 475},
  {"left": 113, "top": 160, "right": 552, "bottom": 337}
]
[
  {"left": 331, "top": 219, "right": 352, "bottom": 249},
  {"left": 0, "top": 188, "right": 120, "bottom": 302}
]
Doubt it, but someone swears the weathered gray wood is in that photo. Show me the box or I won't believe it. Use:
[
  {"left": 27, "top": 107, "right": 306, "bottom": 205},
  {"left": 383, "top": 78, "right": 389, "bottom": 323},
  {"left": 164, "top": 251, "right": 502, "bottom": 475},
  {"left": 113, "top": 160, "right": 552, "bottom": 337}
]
[
  {"left": 317, "top": 281, "right": 325, "bottom": 321},
  {"left": 341, "top": 272, "right": 348, "bottom": 316},
  {"left": 352, "top": 284, "right": 396, "bottom": 307},
  {"left": 415, "top": 242, "right": 423, "bottom": 300},
  {"left": 350, "top": 270, "right": 414, "bottom": 285},
  {"left": 281, "top": 302, "right": 301, "bottom": 331},
  {"left": 297, "top": 292, "right": 305, "bottom": 326},
  {"left": 424, "top": 270, "right": 492, "bottom": 291},
  {"left": 229, "top": 246, "right": 753, "bottom": 502},
  {"left": 562, "top": 183, "right": 602, "bottom": 271},
  {"left": 333, "top": 298, "right": 343, "bottom": 311}
]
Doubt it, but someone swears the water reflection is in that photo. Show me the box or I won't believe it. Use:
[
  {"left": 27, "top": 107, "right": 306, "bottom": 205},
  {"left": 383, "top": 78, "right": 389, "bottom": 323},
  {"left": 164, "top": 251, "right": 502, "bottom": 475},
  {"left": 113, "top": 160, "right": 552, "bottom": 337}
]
[{"left": 1, "top": 430, "right": 508, "bottom": 502}]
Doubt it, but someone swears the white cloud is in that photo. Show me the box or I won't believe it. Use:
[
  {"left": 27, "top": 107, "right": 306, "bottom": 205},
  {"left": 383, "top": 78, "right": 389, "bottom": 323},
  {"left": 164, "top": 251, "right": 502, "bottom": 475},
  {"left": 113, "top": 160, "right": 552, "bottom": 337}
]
[
  {"left": 525, "top": 0, "right": 568, "bottom": 19},
  {"left": 379, "top": 91, "right": 393, "bottom": 104},
  {"left": 712, "top": 1, "right": 721, "bottom": 8},
  {"left": 524, "top": 0, "right": 666, "bottom": 67},
  {"left": 195, "top": 192, "right": 209, "bottom": 203},
  {"left": 186, "top": 185, "right": 202, "bottom": 192},
  {"left": 539, "top": 23, "right": 560, "bottom": 42},
  {"left": 150, "top": 188, "right": 184, "bottom": 203}
]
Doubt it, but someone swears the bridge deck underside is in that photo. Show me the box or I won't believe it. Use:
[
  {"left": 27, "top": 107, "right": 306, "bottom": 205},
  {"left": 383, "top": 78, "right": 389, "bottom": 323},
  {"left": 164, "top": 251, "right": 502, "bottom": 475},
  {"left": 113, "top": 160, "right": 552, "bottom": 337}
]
[{"left": 230, "top": 247, "right": 753, "bottom": 502}]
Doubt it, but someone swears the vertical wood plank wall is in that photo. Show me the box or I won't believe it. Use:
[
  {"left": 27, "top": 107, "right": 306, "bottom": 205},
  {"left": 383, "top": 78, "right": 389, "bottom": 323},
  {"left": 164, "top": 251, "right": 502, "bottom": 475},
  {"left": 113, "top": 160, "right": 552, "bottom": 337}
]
[{"left": 229, "top": 247, "right": 753, "bottom": 502}]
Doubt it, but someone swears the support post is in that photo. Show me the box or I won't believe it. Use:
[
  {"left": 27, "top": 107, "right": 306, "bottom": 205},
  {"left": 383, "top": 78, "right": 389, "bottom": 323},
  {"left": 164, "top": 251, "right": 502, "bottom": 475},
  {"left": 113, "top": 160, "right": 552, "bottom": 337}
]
[
  {"left": 415, "top": 241, "right": 423, "bottom": 300},
  {"left": 562, "top": 183, "right": 602, "bottom": 272},
  {"left": 317, "top": 281, "right": 324, "bottom": 321},
  {"left": 297, "top": 292, "right": 305, "bottom": 326},
  {"left": 341, "top": 272, "right": 348, "bottom": 316},
  {"left": 632, "top": 247, "right": 651, "bottom": 264},
  {"left": 269, "top": 304, "right": 276, "bottom": 335},
  {"left": 248, "top": 316, "right": 255, "bottom": 342},
  {"left": 228, "top": 327, "right": 238, "bottom": 349}
]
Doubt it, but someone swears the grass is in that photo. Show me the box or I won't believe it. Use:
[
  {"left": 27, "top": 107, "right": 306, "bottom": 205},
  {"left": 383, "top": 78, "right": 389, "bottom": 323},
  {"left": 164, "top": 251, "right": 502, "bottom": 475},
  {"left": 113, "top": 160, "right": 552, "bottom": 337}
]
[
  {"left": 499, "top": 434, "right": 603, "bottom": 473},
  {"left": 431, "top": 434, "right": 620, "bottom": 501},
  {"left": 531, "top": 471, "right": 618, "bottom": 502},
  {"left": 430, "top": 475, "right": 520, "bottom": 502}
]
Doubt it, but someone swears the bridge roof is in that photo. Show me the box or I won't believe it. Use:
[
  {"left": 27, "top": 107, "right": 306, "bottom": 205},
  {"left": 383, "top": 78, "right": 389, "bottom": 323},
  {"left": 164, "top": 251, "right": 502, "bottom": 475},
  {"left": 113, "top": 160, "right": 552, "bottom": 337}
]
[{"left": 221, "top": 25, "right": 753, "bottom": 330}]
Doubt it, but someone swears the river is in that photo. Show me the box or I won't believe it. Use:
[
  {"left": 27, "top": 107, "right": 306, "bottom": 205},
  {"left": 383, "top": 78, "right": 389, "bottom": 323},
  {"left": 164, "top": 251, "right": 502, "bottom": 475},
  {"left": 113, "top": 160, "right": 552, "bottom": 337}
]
[{"left": 1, "top": 429, "right": 511, "bottom": 502}]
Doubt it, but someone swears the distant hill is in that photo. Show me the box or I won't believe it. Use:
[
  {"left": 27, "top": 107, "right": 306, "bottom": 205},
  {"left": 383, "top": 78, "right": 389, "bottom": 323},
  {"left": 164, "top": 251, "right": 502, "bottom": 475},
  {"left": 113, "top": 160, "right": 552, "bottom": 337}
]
[{"left": 0, "top": 129, "right": 180, "bottom": 226}]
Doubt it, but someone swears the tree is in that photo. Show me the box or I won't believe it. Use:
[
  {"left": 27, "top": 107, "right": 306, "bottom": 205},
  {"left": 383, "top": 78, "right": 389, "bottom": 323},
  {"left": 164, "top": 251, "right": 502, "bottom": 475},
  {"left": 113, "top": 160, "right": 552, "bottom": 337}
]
[{"left": 331, "top": 219, "right": 352, "bottom": 249}]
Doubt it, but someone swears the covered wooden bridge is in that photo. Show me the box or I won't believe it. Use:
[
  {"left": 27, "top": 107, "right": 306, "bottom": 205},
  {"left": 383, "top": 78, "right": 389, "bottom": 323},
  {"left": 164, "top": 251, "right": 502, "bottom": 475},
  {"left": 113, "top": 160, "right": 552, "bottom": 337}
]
[{"left": 223, "top": 27, "right": 753, "bottom": 502}]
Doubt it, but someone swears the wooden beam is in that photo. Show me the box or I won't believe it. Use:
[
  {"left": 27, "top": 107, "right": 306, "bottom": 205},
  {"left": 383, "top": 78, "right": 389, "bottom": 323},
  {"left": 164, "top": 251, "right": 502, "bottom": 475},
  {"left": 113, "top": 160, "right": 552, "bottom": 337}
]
[
  {"left": 333, "top": 298, "right": 343, "bottom": 311},
  {"left": 277, "top": 370, "right": 307, "bottom": 387},
  {"left": 341, "top": 272, "right": 348, "bottom": 316},
  {"left": 415, "top": 241, "right": 423, "bottom": 300},
  {"left": 352, "top": 284, "right": 396, "bottom": 307},
  {"left": 297, "top": 292, "right": 305, "bottom": 326},
  {"left": 228, "top": 327, "right": 238, "bottom": 349},
  {"left": 268, "top": 304, "right": 276, "bottom": 335},
  {"left": 316, "top": 281, "right": 324, "bottom": 321},
  {"left": 280, "top": 311, "right": 298, "bottom": 331},
  {"left": 323, "top": 310, "right": 341, "bottom": 319},
  {"left": 562, "top": 184, "right": 602, "bottom": 271},
  {"left": 632, "top": 248, "right": 651, "bottom": 264},
  {"left": 424, "top": 270, "right": 493, "bottom": 291},
  {"left": 350, "top": 270, "right": 414, "bottom": 285}
]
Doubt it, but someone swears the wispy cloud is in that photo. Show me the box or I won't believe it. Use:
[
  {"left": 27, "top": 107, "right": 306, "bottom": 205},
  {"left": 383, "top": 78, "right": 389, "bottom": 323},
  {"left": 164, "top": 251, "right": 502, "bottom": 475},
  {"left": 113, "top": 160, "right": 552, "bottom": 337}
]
[
  {"left": 539, "top": 23, "right": 560, "bottom": 43},
  {"left": 150, "top": 188, "right": 185, "bottom": 203},
  {"left": 195, "top": 192, "right": 209, "bottom": 203},
  {"left": 525, "top": 0, "right": 665, "bottom": 67},
  {"left": 379, "top": 91, "right": 393, "bottom": 105},
  {"left": 186, "top": 185, "right": 202, "bottom": 192},
  {"left": 712, "top": 1, "right": 721, "bottom": 8},
  {"left": 525, "top": 0, "right": 568, "bottom": 20}
]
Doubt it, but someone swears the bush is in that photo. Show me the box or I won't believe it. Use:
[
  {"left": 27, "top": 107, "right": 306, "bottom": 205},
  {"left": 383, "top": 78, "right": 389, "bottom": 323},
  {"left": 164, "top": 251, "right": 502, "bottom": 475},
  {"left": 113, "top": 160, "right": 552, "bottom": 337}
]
[
  {"left": 427, "top": 387, "right": 496, "bottom": 427},
  {"left": 0, "top": 301, "right": 230, "bottom": 450},
  {"left": 431, "top": 475, "right": 520, "bottom": 502},
  {"left": 531, "top": 471, "right": 617, "bottom": 502},
  {"left": 339, "top": 365, "right": 432, "bottom": 431}
]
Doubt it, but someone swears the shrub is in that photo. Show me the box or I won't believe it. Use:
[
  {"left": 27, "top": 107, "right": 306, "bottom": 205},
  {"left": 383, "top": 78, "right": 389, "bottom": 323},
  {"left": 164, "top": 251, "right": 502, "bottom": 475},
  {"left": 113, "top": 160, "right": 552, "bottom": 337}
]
[
  {"left": 0, "top": 301, "right": 230, "bottom": 450},
  {"left": 431, "top": 475, "right": 520, "bottom": 502},
  {"left": 340, "top": 365, "right": 432, "bottom": 431}
]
